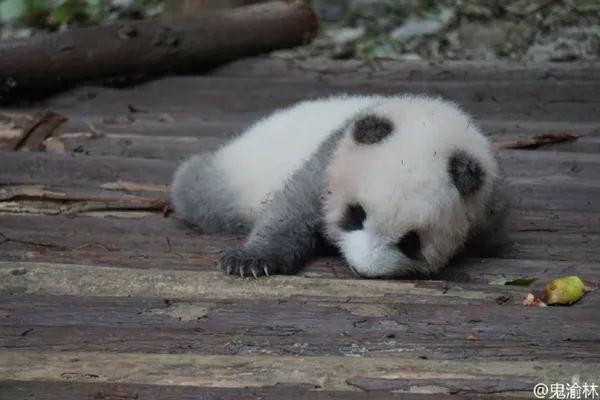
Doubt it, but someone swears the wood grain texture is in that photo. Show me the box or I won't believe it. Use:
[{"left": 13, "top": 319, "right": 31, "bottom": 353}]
[
  {"left": 3, "top": 325, "right": 598, "bottom": 362},
  {"left": 1, "top": 148, "right": 599, "bottom": 186},
  {"left": 24, "top": 76, "right": 600, "bottom": 122},
  {"left": 1, "top": 288, "right": 598, "bottom": 343},
  {"left": 1, "top": 57, "right": 599, "bottom": 398},
  {"left": 0, "top": 381, "right": 537, "bottom": 399},
  {"left": 0, "top": 349, "right": 597, "bottom": 394},
  {"left": 0, "top": 261, "right": 545, "bottom": 303},
  {"left": 1, "top": 209, "right": 600, "bottom": 269},
  {"left": 5, "top": 107, "right": 598, "bottom": 144}
]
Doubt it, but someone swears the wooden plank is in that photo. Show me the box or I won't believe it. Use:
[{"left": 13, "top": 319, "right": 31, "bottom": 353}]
[
  {"left": 1, "top": 288, "right": 598, "bottom": 344},
  {"left": 0, "top": 108, "right": 245, "bottom": 139},
  {"left": 161, "top": 99, "right": 600, "bottom": 123},
  {"left": 1, "top": 209, "right": 600, "bottom": 270},
  {"left": 53, "top": 75, "right": 600, "bottom": 106},
  {"left": 35, "top": 77, "right": 600, "bottom": 122},
  {"left": 133, "top": 76, "right": 600, "bottom": 103},
  {"left": 1, "top": 265, "right": 595, "bottom": 395},
  {"left": 33, "top": 130, "right": 600, "bottom": 160},
  {"left": 3, "top": 349, "right": 587, "bottom": 396},
  {"left": 2, "top": 181, "right": 600, "bottom": 223},
  {"left": 210, "top": 56, "right": 600, "bottom": 81},
  {"left": 1, "top": 116, "right": 597, "bottom": 162},
  {"left": 0, "top": 260, "right": 598, "bottom": 306},
  {"left": 2, "top": 175, "right": 598, "bottom": 213},
  {"left": 2, "top": 243, "right": 599, "bottom": 285},
  {"left": 505, "top": 231, "right": 600, "bottom": 262},
  {"left": 1, "top": 199, "right": 599, "bottom": 263},
  {"left": 2, "top": 210, "right": 599, "bottom": 281},
  {"left": 42, "top": 133, "right": 226, "bottom": 160},
  {"left": 4, "top": 108, "right": 598, "bottom": 142},
  {"left": 0, "top": 151, "right": 177, "bottom": 186},
  {"left": 0, "top": 380, "right": 525, "bottom": 400},
  {"left": 3, "top": 324, "right": 598, "bottom": 362},
  {"left": 8, "top": 115, "right": 598, "bottom": 160},
  {"left": 0, "top": 262, "right": 547, "bottom": 303},
  {"left": 2, "top": 149, "right": 600, "bottom": 186},
  {"left": 2, "top": 205, "right": 599, "bottom": 237}
]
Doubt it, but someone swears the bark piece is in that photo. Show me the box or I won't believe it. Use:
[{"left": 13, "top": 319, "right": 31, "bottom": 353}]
[
  {"left": 492, "top": 132, "right": 583, "bottom": 150},
  {"left": 0, "top": 110, "right": 67, "bottom": 151}
]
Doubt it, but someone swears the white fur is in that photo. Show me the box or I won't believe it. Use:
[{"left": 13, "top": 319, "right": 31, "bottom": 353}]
[{"left": 212, "top": 94, "right": 385, "bottom": 219}]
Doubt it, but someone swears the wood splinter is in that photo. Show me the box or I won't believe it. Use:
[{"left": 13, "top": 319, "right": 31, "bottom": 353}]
[
  {"left": 492, "top": 132, "right": 583, "bottom": 150},
  {"left": 0, "top": 110, "right": 67, "bottom": 151}
]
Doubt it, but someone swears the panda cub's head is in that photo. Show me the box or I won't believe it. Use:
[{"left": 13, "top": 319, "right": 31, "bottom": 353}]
[{"left": 322, "top": 94, "right": 502, "bottom": 279}]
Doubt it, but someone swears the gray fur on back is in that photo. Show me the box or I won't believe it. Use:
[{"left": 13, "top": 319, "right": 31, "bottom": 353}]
[
  {"left": 460, "top": 166, "right": 512, "bottom": 259},
  {"left": 170, "top": 153, "right": 252, "bottom": 234}
]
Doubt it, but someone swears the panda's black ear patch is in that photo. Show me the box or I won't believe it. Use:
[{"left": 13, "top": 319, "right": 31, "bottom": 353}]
[
  {"left": 448, "top": 150, "right": 485, "bottom": 196},
  {"left": 352, "top": 114, "right": 394, "bottom": 145}
]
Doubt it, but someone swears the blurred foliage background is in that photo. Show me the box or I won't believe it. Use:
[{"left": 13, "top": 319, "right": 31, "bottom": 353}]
[
  {"left": 0, "top": 0, "right": 164, "bottom": 29},
  {"left": 1, "top": 0, "right": 599, "bottom": 62}
]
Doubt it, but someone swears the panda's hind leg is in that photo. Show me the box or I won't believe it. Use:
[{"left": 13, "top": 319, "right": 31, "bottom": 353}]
[{"left": 170, "top": 153, "right": 251, "bottom": 234}]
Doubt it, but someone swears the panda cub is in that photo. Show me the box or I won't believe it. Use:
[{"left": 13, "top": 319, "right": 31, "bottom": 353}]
[{"left": 170, "top": 94, "right": 510, "bottom": 279}]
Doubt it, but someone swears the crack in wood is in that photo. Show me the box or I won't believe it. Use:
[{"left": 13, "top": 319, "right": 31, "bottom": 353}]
[{"left": 0, "top": 231, "right": 69, "bottom": 251}]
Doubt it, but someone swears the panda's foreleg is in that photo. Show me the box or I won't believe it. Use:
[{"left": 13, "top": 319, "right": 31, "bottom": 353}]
[{"left": 217, "top": 130, "right": 343, "bottom": 278}]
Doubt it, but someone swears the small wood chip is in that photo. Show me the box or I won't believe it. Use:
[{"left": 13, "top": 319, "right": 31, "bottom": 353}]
[
  {"left": 100, "top": 181, "right": 170, "bottom": 194},
  {"left": 493, "top": 132, "right": 582, "bottom": 150},
  {"left": 0, "top": 110, "right": 67, "bottom": 151}
]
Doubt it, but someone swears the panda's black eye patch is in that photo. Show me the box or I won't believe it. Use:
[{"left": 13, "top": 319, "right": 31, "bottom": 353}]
[
  {"left": 396, "top": 230, "right": 421, "bottom": 260},
  {"left": 339, "top": 204, "right": 366, "bottom": 231}
]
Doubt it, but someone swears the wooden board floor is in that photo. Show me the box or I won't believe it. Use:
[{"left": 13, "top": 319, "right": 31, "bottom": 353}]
[{"left": 1, "top": 57, "right": 599, "bottom": 399}]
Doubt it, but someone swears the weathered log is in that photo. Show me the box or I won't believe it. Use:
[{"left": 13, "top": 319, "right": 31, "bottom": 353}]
[{"left": 0, "top": 0, "right": 318, "bottom": 102}]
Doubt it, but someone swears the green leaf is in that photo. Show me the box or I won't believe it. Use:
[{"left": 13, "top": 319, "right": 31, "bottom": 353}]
[
  {"left": 489, "top": 277, "right": 536, "bottom": 286},
  {"left": 49, "top": 0, "right": 88, "bottom": 26}
]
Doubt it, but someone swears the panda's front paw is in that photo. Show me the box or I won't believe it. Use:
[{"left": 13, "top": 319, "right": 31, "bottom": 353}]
[{"left": 218, "top": 246, "right": 280, "bottom": 278}]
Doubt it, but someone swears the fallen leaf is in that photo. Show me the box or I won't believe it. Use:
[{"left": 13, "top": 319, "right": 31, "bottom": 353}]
[{"left": 489, "top": 277, "right": 536, "bottom": 286}]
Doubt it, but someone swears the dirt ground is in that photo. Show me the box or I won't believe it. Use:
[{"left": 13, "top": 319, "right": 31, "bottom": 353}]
[
  {"left": 287, "top": 0, "right": 600, "bottom": 62},
  {"left": 1, "top": 0, "right": 598, "bottom": 63}
]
